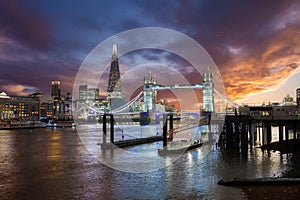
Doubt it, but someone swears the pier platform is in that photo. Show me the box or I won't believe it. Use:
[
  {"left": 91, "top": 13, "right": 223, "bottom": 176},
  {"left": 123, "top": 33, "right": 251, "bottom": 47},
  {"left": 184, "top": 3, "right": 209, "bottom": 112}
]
[{"left": 101, "top": 136, "right": 162, "bottom": 148}]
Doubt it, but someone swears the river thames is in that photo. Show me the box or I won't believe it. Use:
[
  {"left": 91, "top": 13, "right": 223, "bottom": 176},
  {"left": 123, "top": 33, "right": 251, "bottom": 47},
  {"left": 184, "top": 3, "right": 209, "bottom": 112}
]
[{"left": 0, "top": 126, "right": 299, "bottom": 199}]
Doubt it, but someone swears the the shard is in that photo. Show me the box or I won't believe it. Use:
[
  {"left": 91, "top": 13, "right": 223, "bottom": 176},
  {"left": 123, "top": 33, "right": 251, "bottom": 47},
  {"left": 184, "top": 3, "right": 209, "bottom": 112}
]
[{"left": 107, "top": 44, "right": 125, "bottom": 110}]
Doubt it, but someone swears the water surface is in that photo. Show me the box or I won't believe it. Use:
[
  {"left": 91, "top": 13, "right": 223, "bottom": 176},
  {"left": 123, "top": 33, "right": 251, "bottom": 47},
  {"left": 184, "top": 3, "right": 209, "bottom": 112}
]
[{"left": 0, "top": 127, "right": 293, "bottom": 199}]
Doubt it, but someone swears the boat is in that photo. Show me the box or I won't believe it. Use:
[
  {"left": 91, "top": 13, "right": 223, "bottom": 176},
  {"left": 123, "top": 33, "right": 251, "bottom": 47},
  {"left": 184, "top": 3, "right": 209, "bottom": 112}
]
[
  {"left": 47, "top": 120, "right": 74, "bottom": 127},
  {"left": 32, "top": 121, "right": 47, "bottom": 128},
  {"left": 0, "top": 120, "right": 10, "bottom": 129},
  {"left": 0, "top": 120, "right": 47, "bottom": 129}
]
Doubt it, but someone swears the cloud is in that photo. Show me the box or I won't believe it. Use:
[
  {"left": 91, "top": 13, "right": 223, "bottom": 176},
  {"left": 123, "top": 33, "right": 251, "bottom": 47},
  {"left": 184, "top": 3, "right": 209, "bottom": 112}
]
[
  {"left": 266, "top": 3, "right": 300, "bottom": 33},
  {"left": 137, "top": 0, "right": 300, "bottom": 101},
  {"left": 1, "top": 0, "right": 300, "bottom": 103},
  {"left": 0, "top": 83, "right": 39, "bottom": 96},
  {"left": 0, "top": 0, "right": 53, "bottom": 51},
  {"left": 222, "top": 25, "right": 300, "bottom": 100}
]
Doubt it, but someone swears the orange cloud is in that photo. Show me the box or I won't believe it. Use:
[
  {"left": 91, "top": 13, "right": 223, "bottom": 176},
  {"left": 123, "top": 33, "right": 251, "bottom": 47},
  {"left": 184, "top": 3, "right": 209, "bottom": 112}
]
[{"left": 221, "top": 26, "right": 300, "bottom": 101}]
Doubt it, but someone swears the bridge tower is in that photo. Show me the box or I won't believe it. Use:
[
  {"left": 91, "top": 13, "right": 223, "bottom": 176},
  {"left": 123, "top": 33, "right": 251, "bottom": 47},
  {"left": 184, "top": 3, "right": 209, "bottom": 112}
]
[
  {"left": 143, "top": 71, "right": 157, "bottom": 112},
  {"left": 202, "top": 70, "right": 214, "bottom": 112}
]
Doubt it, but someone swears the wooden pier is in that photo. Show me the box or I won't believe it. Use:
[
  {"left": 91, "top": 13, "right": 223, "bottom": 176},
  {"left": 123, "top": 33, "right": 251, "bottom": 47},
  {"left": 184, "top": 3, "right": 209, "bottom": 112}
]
[
  {"left": 101, "top": 113, "right": 174, "bottom": 149},
  {"left": 221, "top": 105, "right": 300, "bottom": 151},
  {"left": 101, "top": 136, "right": 162, "bottom": 148}
]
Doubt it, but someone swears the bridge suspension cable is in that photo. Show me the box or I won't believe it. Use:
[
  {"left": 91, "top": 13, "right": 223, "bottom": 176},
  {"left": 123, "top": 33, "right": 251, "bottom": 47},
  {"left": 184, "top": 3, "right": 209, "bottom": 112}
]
[
  {"left": 83, "top": 86, "right": 239, "bottom": 116},
  {"left": 87, "top": 105, "right": 104, "bottom": 114},
  {"left": 214, "top": 89, "right": 240, "bottom": 108},
  {"left": 109, "top": 91, "right": 143, "bottom": 113}
]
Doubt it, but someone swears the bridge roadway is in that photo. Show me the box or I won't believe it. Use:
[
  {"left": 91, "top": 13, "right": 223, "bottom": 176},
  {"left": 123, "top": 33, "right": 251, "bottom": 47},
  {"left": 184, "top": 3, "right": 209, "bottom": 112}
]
[{"left": 153, "top": 84, "right": 204, "bottom": 90}]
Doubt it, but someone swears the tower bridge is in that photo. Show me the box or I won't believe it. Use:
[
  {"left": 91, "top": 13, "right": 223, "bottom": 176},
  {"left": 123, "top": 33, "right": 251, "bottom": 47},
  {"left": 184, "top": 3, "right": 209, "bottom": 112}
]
[
  {"left": 81, "top": 69, "right": 228, "bottom": 117},
  {"left": 142, "top": 70, "right": 215, "bottom": 113},
  {"left": 77, "top": 44, "right": 237, "bottom": 118},
  {"left": 76, "top": 44, "right": 300, "bottom": 152}
]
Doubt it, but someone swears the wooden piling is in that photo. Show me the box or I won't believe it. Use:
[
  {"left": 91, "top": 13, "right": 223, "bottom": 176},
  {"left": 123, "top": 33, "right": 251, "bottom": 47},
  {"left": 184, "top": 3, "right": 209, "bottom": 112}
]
[
  {"left": 285, "top": 126, "right": 289, "bottom": 140},
  {"left": 103, "top": 114, "right": 107, "bottom": 146},
  {"left": 110, "top": 114, "right": 114, "bottom": 144},
  {"left": 169, "top": 114, "right": 173, "bottom": 131},
  {"left": 225, "top": 121, "right": 233, "bottom": 148},
  {"left": 279, "top": 125, "right": 283, "bottom": 144},
  {"left": 293, "top": 122, "right": 297, "bottom": 139},
  {"left": 241, "top": 122, "right": 248, "bottom": 150},
  {"left": 248, "top": 123, "right": 253, "bottom": 147},
  {"left": 163, "top": 114, "right": 167, "bottom": 146},
  {"left": 234, "top": 120, "right": 240, "bottom": 149},
  {"left": 266, "top": 123, "right": 272, "bottom": 144}
]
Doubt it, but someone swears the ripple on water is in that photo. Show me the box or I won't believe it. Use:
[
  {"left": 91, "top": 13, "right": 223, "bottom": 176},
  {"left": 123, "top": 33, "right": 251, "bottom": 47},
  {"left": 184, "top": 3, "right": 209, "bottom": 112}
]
[{"left": 0, "top": 127, "right": 296, "bottom": 199}]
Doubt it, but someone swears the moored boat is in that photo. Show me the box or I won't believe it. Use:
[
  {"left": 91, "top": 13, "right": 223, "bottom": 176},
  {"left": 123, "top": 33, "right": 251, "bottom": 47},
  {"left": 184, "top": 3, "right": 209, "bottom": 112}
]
[
  {"left": 47, "top": 120, "right": 74, "bottom": 127},
  {"left": 0, "top": 120, "right": 47, "bottom": 129}
]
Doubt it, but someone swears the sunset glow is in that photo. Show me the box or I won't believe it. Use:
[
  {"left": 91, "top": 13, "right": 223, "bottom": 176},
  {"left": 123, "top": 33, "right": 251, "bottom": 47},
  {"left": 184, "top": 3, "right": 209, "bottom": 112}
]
[{"left": 0, "top": 0, "right": 299, "bottom": 104}]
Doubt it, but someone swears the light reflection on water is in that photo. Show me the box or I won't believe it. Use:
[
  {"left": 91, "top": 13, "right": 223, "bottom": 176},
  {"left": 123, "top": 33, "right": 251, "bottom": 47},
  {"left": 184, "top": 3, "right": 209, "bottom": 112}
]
[
  {"left": 79, "top": 124, "right": 159, "bottom": 172},
  {"left": 255, "top": 126, "right": 295, "bottom": 145},
  {"left": 0, "top": 126, "right": 293, "bottom": 199},
  {"left": 77, "top": 123, "right": 217, "bottom": 173}
]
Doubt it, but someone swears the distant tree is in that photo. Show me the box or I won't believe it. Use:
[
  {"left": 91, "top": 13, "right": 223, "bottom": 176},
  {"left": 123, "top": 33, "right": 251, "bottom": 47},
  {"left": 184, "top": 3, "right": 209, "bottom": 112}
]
[{"left": 166, "top": 105, "right": 175, "bottom": 112}]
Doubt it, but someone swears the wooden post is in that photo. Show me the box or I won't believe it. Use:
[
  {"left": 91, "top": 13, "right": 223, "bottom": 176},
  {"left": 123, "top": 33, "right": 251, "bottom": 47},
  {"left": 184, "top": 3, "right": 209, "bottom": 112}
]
[
  {"left": 248, "top": 123, "right": 253, "bottom": 148},
  {"left": 234, "top": 119, "right": 240, "bottom": 149},
  {"left": 262, "top": 124, "right": 266, "bottom": 145},
  {"left": 241, "top": 122, "right": 248, "bottom": 150},
  {"left": 279, "top": 125, "right": 283, "bottom": 144},
  {"left": 266, "top": 123, "right": 272, "bottom": 144},
  {"left": 254, "top": 124, "right": 257, "bottom": 146},
  {"left": 285, "top": 125, "right": 289, "bottom": 140},
  {"left": 110, "top": 114, "right": 114, "bottom": 144},
  {"left": 169, "top": 114, "right": 174, "bottom": 141},
  {"left": 258, "top": 124, "right": 261, "bottom": 145},
  {"left": 103, "top": 114, "right": 107, "bottom": 146},
  {"left": 226, "top": 121, "right": 233, "bottom": 149},
  {"left": 293, "top": 122, "right": 297, "bottom": 139},
  {"left": 169, "top": 114, "right": 173, "bottom": 131},
  {"left": 163, "top": 114, "right": 168, "bottom": 147}
]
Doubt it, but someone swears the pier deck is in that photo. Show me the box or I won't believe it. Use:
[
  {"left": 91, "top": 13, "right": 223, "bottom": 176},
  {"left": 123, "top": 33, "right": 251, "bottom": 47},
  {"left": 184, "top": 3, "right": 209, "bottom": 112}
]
[{"left": 102, "top": 136, "right": 162, "bottom": 148}]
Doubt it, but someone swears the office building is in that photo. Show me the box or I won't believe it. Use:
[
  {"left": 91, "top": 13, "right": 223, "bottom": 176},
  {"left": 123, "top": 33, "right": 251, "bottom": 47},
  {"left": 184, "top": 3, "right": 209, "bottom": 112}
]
[
  {"left": 51, "top": 81, "right": 61, "bottom": 99},
  {"left": 0, "top": 92, "right": 39, "bottom": 120},
  {"left": 78, "top": 85, "right": 99, "bottom": 101}
]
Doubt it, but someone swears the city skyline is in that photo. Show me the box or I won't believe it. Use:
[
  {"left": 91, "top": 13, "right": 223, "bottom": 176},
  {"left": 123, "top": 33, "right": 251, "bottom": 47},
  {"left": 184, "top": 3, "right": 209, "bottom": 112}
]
[{"left": 0, "top": 0, "right": 300, "bottom": 104}]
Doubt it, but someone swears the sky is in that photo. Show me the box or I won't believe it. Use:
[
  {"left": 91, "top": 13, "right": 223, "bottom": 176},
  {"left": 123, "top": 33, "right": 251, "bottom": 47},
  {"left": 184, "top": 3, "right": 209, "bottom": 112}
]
[{"left": 0, "top": 0, "right": 300, "bottom": 105}]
